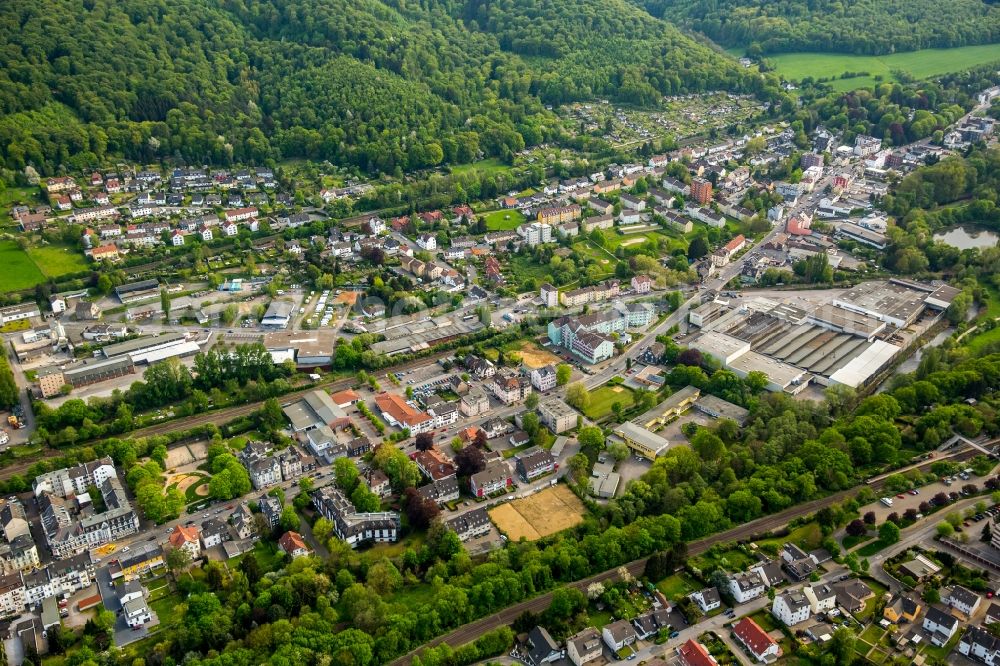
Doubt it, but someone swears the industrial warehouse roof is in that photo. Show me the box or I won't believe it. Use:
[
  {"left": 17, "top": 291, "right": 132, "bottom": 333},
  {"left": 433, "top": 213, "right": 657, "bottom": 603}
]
[
  {"left": 828, "top": 339, "right": 899, "bottom": 388},
  {"left": 102, "top": 332, "right": 186, "bottom": 357}
]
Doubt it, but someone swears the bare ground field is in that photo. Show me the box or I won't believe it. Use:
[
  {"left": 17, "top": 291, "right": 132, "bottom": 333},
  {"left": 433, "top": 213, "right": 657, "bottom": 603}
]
[{"left": 488, "top": 484, "right": 586, "bottom": 541}]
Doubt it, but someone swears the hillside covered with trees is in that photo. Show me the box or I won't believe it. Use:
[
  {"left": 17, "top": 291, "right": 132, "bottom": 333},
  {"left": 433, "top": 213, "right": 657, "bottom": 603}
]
[
  {"left": 634, "top": 0, "right": 1000, "bottom": 55},
  {"left": 0, "top": 0, "right": 764, "bottom": 177}
]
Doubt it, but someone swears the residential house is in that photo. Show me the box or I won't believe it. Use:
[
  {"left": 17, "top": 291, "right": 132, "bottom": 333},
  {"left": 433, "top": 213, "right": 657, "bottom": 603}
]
[
  {"left": 515, "top": 448, "right": 557, "bottom": 481},
  {"left": 802, "top": 584, "right": 837, "bottom": 614},
  {"left": 530, "top": 365, "right": 558, "bottom": 392},
  {"left": 922, "top": 606, "right": 959, "bottom": 646},
  {"left": 959, "top": 626, "right": 1000, "bottom": 665},
  {"left": 168, "top": 525, "right": 201, "bottom": 560},
  {"left": 632, "top": 608, "right": 671, "bottom": 640},
  {"left": 772, "top": 590, "right": 811, "bottom": 626},
  {"left": 631, "top": 275, "right": 652, "bottom": 294},
  {"left": 470, "top": 460, "right": 512, "bottom": 498},
  {"left": 491, "top": 371, "right": 532, "bottom": 405},
  {"left": 445, "top": 507, "right": 492, "bottom": 541},
  {"left": 832, "top": 579, "right": 873, "bottom": 614},
  {"left": 678, "top": 639, "right": 718, "bottom": 666},
  {"left": 602, "top": 619, "right": 637, "bottom": 651},
  {"left": 884, "top": 596, "right": 922, "bottom": 624},
  {"left": 278, "top": 531, "right": 311, "bottom": 559},
  {"left": 460, "top": 388, "right": 491, "bottom": 417},
  {"left": 728, "top": 571, "right": 767, "bottom": 603},
  {"left": 689, "top": 587, "right": 722, "bottom": 613},
  {"left": 732, "top": 617, "right": 780, "bottom": 663},
  {"left": 525, "top": 626, "right": 562, "bottom": 666},
  {"left": 417, "top": 477, "right": 460, "bottom": 505},
  {"left": 566, "top": 628, "right": 603, "bottom": 666},
  {"left": 200, "top": 519, "right": 229, "bottom": 549},
  {"left": 946, "top": 585, "right": 982, "bottom": 617}
]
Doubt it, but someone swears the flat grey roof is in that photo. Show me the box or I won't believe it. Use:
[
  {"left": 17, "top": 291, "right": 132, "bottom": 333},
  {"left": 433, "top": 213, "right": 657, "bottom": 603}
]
[
  {"left": 102, "top": 332, "right": 186, "bottom": 357},
  {"left": 613, "top": 421, "right": 670, "bottom": 456}
]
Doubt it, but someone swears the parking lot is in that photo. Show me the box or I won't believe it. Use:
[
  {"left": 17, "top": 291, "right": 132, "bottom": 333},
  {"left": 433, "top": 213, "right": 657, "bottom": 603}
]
[{"left": 867, "top": 469, "right": 986, "bottom": 523}]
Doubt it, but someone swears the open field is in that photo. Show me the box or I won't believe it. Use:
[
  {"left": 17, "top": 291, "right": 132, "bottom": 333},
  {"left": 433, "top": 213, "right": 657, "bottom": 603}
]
[
  {"left": 27, "top": 242, "right": 89, "bottom": 277},
  {"left": 488, "top": 484, "right": 586, "bottom": 541},
  {"left": 513, "top": 341, "right": 563, "bottom": 369},
  {"left": 769, "top": 44, "right": 1000, "bottom": 86},
  {"left": 583, "top": 385, "right": 636, "bottom": 421},
  {"left": 484, "top": 208, "right": 525, "bottom": 231},
  {"left": 450, "top": 158, "right": 511, "bottom": 177},
  {"left": 0, "top": 241, "right": 45, "bottom": 290}
]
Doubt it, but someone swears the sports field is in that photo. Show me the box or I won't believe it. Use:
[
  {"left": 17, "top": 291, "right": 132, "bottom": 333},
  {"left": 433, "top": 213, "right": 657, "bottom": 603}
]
[
  {"left": 583, "top": 385, "right": 636, "bottom": 421},
  {"left": 484, "top": 209, "right": 525, "bottom": 230},
  {"left": 488, "top": 484, "right": 586, "bottom": 541},
  {"left": 769, "top": 44, "right": 1000, "bottom": 87}
]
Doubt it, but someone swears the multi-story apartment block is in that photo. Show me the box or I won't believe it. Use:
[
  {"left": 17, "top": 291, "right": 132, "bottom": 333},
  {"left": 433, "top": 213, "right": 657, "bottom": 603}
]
[
  {"left": 311, "top": 487, "right": 399, "bottom": 548},
  {"left": 491, "top": 371, "right": 532, "bottom": 405}
]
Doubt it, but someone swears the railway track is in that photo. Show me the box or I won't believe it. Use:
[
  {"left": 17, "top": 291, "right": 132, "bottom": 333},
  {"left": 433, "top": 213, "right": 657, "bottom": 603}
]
[
  {"left": 389, "top": 447, "right": 980, "bottom": 666},
  {"left": 0, "top": 349, "right": 456, "bottom": 482}
]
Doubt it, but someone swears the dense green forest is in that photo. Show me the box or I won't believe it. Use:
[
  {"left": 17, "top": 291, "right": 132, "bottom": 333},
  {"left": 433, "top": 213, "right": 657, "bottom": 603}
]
[
  {"left": 0, "top": 0, "right": 763, "bottom": 176},
  {"left": 634, "top": 0, "right": 1000, "bottom": 55}
]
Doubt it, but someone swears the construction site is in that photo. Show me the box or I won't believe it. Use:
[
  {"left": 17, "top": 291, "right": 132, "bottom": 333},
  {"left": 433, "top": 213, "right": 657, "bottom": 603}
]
[{"left": 685, "top": 280, "right": 960, "bottom": 393}]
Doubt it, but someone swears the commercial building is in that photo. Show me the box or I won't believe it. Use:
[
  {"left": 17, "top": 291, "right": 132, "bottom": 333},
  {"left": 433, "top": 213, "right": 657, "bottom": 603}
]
[
  {"left": 693, "top": 394, "right": 750, "bottom": 426},
  {"left": 0, "top": 303, "right": 40, "bottom": 325},
  {"left": 261, "top": 300, "right": 295, "bottom": 329},
  {"left": 632, "top": 385, "right": 700, "bottom": 429},
  {"left": 283, "top": 390, "right": 350, "bottom": 433},
  {"left": 375, "top": 392, "right": 434, "bottom": 433},
  {"left": 611, "top": 422, "right": 670, "bottom": 459}
]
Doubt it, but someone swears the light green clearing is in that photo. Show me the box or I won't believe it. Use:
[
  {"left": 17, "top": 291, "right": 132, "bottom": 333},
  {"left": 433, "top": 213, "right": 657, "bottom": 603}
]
[{"left": 768, "top": 44, "right": 1000, "bottom": 84}]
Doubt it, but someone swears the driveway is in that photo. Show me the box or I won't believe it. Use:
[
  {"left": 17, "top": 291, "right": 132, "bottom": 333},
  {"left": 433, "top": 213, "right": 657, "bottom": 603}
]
[{"left": 95, "top": 566, "right": 159, "bottom": 647}]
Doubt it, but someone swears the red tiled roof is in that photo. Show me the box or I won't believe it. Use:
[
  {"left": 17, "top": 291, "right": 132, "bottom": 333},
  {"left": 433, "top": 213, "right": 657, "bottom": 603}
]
[
  {"left": 724, "top": 234, "right": 746, "bottom": 253},
  {"left": 733, "top": 618, "right": 777, "bottom": 658},
  {"left": 331, "top": 389, "right": 360, "bottom": 406},
  {"left": 169, "top": 525, "right": 199, "bottom": 547},
  {"left": 374, "top": 393, "right": 431, "bottom": 428},
  {"left": 679, "top": 639, "right": 715, "bottom": 666},
  {"left": 279, "top": 531, "right": 309, "bottom": 553}
]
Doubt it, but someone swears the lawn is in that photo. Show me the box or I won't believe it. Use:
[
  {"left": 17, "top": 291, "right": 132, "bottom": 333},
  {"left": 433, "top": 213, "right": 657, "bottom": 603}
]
[
  {"left": 656, "top": 572, "right": 701, "bottom": 601},
  {"left": 0, "top": 240, "right": 45, "bottom": 290},
  {"left": 842, "top": 534, "right": 873, "bottom": 550},
  {"left": 450, "top": 157, "right": 511, "bottom": 177},
  {"left": 27, "top": 242, "right": 89, "bottom": 277},
  {"left": 484, "top": 208, "right": 525, "bottom": 231},
  {"left": 0, "top": 185, "right": 43, "bottom": 209},
  {"left": 582, "top": 385, "right": 636, "bottom": 421},
  {"left": 856, "top": 539, "right": 891, "bottom": 557},
  {"left": 769, "top": 44, "right": 1000, "bottom": 86},
  {"left": 149, "top": 590, "right": 183, "bottom": 625},
  {"left": 572, "top": 240, "right": 620, "bottom": 269},
  {"left": 756, "top": 521, "right": 823, "bottom": 552}
]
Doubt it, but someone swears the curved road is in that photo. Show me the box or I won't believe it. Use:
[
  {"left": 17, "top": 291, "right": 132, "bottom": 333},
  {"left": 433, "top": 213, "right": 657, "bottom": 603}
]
[{"left": 390, "top": 448, "right": 978, "bottom": 666}]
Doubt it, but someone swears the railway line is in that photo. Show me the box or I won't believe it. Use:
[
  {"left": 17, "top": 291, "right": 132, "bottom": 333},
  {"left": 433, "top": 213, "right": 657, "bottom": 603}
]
[{"left": 389, "top": 446, "right": 980, "bottom": 666}]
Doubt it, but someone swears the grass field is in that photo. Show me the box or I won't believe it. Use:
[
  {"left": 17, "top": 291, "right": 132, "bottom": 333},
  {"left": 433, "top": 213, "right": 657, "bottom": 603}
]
[
  {"left": 656, "top": 572, "right": 701, "bottom": 601},
  {"left": 450, "top": 157, "right": 511, "bottom": 177},
  {"left": 583, "top": 385, "right": 637, "bottom": 421},
  {"left": 488, "top": 484, "right": 586, "bottom": 541},
  {"left": 484, "top": 208, "right": 525, "bottom": 230},
  {"left": 572, "top": 240, "right": 620, "bottom": 269},
  {"left": 0, "top": 240, "right": 46, "bottom": 290},
  {"left": 769, "top": 44, "right": 1000, "bottom": 86},
  {"left": 27, "top": 243, "right": 89, "bottom": 277},
  {"left": 0, "top": 186, "right": 42, "bottom": 210}
]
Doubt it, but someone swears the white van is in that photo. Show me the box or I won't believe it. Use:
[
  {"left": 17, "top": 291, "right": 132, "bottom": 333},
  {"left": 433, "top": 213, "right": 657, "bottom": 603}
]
[{"left": 880, "top": 497, "right": 893, "bottom": 507}]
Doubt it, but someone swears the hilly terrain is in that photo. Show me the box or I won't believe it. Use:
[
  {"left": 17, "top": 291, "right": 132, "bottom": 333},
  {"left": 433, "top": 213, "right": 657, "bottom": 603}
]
[
  {"left": 0, "top": 0, "right": 764, "bottom": 176},
  {"left": 633, "top": 0, "right": 1000, "bottom": 55}
]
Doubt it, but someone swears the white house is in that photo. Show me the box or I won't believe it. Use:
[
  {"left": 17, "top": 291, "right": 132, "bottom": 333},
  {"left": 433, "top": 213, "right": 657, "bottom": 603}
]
[
  {"left": 728, "top": 571, "right": 767, "bottom": 603},
  {"left": 946, "top": 585, "right": 982, "bottom": 616},
  {"left": 566, "top": 628, "right": 603, "bottom": 666},
  {"left": 530, "top": 365, "right": 557, "bottom": 392},
  {"left": 689, "top": 587, "right": 722, "bottom": 613},
  {"left": 803, "top": 584, "right": 837, "bottom": 614},
  {"left": 171, "top": 230, "right": 185, "bottom": 246},
  {"left": 417, "top": 234, "right": 437, "bottom": 251},
  {"left": 923, "top": 606, "right": 959, "bottom": 646},
  {"left": 772, "top": 590, "right": 811, "bottom": 627},
  {"left": 959, "top": 626, "right": 1000, "bottom": 665},
  {"left": 601, "top": 620, "right": 636, "bottom": 651}
]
